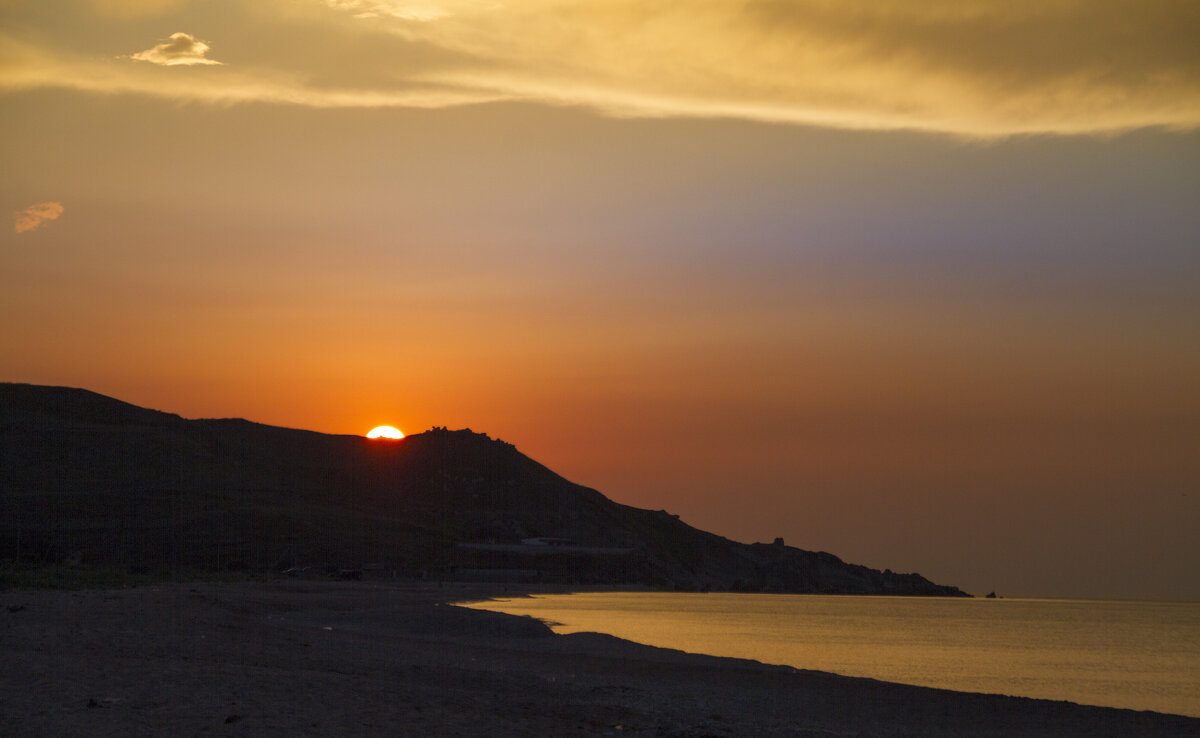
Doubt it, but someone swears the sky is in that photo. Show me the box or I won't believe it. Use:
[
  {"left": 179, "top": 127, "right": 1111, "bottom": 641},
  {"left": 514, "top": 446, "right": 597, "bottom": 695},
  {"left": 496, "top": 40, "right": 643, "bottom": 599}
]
[{"left": 2, "top": 0, "right": 1198, "bottom": 601}]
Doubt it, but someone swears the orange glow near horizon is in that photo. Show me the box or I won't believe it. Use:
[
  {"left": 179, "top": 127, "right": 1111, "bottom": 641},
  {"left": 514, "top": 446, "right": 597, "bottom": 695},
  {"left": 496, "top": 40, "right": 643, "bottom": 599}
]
[{"left": 366, "top": 425, "right": 404, "bottom": 439}]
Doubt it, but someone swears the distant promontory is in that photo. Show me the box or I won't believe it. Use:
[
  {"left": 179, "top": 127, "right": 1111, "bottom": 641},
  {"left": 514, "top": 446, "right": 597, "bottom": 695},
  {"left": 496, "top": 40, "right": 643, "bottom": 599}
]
[{"left": 0, "top": 383, "right": 967, "bottom": 596}]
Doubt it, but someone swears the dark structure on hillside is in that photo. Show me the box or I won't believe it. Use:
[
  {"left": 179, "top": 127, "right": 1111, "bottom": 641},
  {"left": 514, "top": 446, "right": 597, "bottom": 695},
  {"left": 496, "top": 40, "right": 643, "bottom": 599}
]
[{"left": 0, "top": 383, "right": 968, "bottom": 595}]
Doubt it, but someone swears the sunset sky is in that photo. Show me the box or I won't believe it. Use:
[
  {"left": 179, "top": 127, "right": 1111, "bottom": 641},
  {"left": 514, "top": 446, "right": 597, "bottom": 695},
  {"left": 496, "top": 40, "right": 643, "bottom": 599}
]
[{"left": 3, "top": 0, "right": 1198, "bottom": 600}]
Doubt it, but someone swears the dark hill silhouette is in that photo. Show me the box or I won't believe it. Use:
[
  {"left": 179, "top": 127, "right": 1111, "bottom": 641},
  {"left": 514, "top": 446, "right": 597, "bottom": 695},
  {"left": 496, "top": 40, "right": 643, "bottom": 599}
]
[{"left": 1, "top": 383, "right": 967, "bottom": 595}]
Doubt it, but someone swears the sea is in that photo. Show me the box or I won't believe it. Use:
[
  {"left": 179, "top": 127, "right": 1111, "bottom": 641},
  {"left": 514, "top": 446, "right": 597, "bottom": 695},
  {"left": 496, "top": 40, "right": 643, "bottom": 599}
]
[{"left": 459, "top": 592, "right": 1200, "bottom": 717}]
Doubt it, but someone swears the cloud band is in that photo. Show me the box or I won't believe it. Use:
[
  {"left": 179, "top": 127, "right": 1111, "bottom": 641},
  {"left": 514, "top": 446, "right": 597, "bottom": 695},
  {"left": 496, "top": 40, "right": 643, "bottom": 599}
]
[{"left": 1, "top": 0, "right": 1197, "bottom": 137}]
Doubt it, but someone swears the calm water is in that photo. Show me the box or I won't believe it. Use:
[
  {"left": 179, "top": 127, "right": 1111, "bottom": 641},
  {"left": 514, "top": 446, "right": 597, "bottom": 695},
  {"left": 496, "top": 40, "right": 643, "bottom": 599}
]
[{"left": 460, "top": 592, "right": 1200, "bottom": 717}]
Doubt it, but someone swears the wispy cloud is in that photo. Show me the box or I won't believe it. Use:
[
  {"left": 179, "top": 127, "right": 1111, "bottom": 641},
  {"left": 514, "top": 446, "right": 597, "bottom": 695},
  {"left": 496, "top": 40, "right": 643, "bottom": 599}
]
[
  {"left": 2, "top": 0, "right": 1198, "bottom": 136},
  {"left": 0, "top": 42, "right": 502, "bottom": 109},
  {"left": 13, "top": 202, "right": 64, "bottom": 233},
  {"left": 89, "top": 0, "right": 185, "bottom": 18},
  {"left": 326, "top": 0, "right": 455, "bottom": 22},
  {"left": 343, "top": 0, "right": 1200, "bottom": 136},
  {"left": 130, "top": 32, "right": 222, "bottom": 66}
]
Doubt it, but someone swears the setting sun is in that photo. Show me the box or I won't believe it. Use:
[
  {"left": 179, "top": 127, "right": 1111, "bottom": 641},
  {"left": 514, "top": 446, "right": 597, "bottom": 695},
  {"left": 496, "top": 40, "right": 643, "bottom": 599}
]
[{"left": 366, "top": 425, "right": 404, "bottom": 439}]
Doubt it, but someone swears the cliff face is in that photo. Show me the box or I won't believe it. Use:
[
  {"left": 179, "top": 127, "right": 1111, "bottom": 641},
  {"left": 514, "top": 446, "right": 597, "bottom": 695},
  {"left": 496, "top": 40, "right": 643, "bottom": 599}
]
[{"left": 0, "top": 383, "right": 967, "bottom": 596}]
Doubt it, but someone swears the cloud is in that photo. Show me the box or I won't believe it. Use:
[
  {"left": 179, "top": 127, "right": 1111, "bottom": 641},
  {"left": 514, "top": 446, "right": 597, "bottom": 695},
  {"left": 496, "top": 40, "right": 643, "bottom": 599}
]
[
  {"left": 347, "top": 0, "right": 1200, "bottom": 136},
  {"left": 2, "top": 0, "right": 1199, "bottom": 136},
  {"left": 130, "top": 32, "right": 222, "bottom": 66},
  {"left": 326, "top": 1, "right": 454, "bottom": 22},
  {"left": 89, "top": 0, "right": 186, "bottom": 18},
  {"left": 0, "top": 43, "right": 501, "bottom": 108},
  {"left": 13, "top": 202, "right": 64, "bottom": 233}
]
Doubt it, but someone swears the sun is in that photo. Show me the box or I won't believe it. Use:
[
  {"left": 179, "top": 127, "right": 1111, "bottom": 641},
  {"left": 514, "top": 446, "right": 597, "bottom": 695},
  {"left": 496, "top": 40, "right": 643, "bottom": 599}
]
[{"left": 366, "top": 425, "right": 404, "bottom": 439}]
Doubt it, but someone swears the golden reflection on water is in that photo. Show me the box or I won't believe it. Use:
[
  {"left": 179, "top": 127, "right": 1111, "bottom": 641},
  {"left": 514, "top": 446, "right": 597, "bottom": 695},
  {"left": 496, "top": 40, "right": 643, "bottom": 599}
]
[{"left": 459, "top": 592, "right": 1200, "bottom": 717}]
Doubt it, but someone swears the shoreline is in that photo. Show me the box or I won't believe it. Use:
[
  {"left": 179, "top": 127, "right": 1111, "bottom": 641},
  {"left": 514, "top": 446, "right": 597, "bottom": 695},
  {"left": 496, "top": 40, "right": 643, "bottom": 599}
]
[
  {"left": 455, "top": 587, "right": 1200, "bottom": 718},
  {"left": 2, "top": 580, "right": 1197, "bottom": 736}
]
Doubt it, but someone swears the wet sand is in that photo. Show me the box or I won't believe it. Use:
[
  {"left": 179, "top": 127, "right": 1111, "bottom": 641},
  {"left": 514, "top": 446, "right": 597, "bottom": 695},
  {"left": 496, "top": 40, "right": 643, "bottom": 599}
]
[{"left": 2, "top": 581, "right": 1196, "bottom": 737}]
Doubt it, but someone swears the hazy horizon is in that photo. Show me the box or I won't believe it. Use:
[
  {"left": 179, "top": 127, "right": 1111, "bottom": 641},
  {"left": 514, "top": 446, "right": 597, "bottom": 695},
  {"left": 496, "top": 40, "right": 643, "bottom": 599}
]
[{"left": 3, "top": 0, "right": 1198, "bottom": 602}]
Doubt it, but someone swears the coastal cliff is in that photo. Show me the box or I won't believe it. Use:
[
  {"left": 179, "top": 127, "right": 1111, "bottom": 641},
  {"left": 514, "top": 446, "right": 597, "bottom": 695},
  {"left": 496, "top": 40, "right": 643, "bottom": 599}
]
[{"left": 1, "top": 383, "right": 966, "bottom": 595}]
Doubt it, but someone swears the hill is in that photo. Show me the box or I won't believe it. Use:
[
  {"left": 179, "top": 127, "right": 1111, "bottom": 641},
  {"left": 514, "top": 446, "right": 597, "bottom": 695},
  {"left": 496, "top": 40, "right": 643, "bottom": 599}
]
[{"left": 0, "top": 383, "right": 967, "bottom": 595}]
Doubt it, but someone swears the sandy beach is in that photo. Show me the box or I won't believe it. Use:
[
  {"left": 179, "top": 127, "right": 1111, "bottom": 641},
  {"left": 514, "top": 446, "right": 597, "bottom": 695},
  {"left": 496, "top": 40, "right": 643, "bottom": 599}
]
[{"left": 1, "top": 581, "right": 1196, "bottom": 737}]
